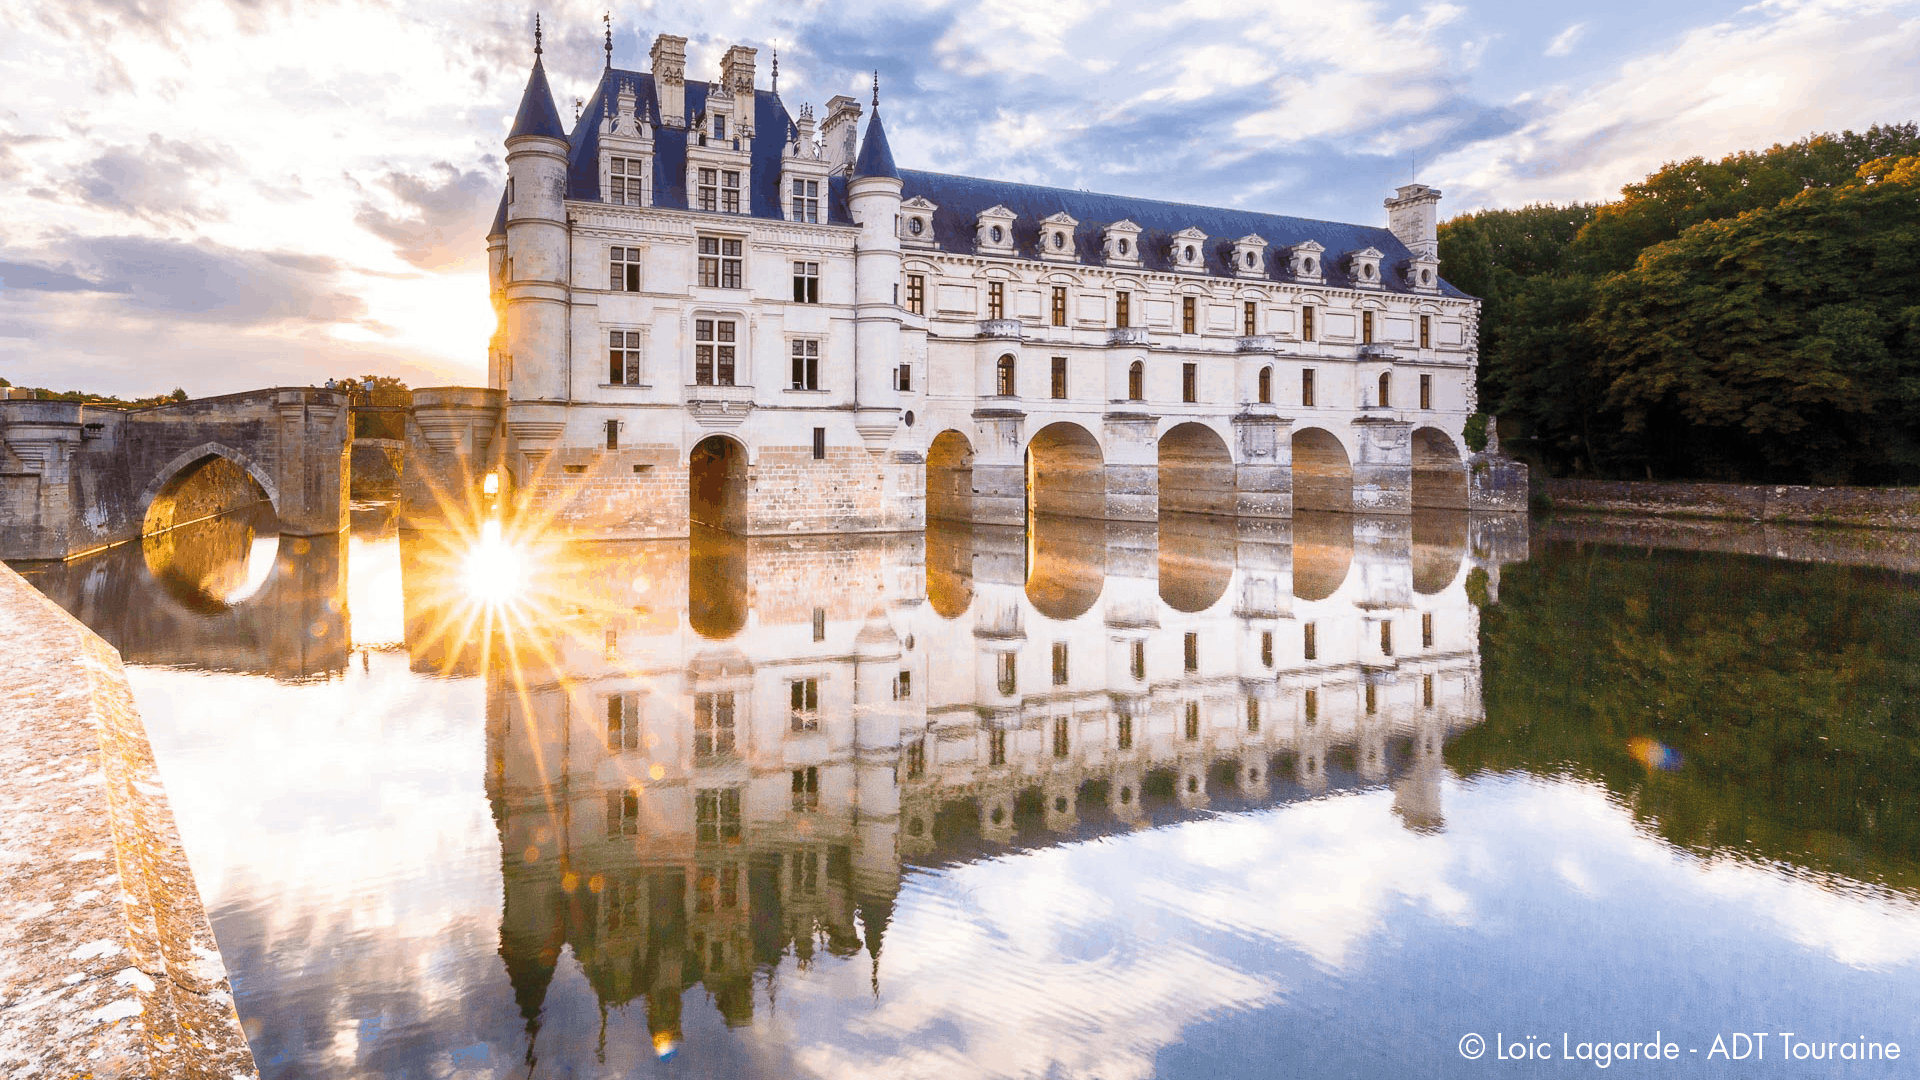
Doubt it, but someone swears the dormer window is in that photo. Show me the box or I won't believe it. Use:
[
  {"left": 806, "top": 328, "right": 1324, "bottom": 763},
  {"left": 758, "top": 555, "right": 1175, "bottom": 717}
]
[
  {"left": 1404, "top": 255, "right": 1440, "bottom": 292},
  {"left": 1346, "top": 247, "right": 1384, "bottom": 288},
  {"left": 1231, "top": 234, "right": 1269, "bottom": 279},
  {"left": 991, "top": 226, "right": 1004, "bottom": 243},
  {"left": 1169, "top": 227, "right": 1208, "bottom": 273},
  {"left": 1038, "top": 212, "right": 1078, "bottom": 262},
  {"left": 976, "top": 205, "right": 1018, "bottom": 255},
  {"left": 714, "top": 114, "right": 726, "bottom": 140},
  {"left": 1288, "top": 241, "right": 1326, "bottom": 282},
  {"left": 610, "top": 156, "right": 645, "bottom": 206},
  {"left": 909, "top": 217, "right": 924, "bottom": 235},
  {"left": 1103, "top": 220, "right": 1143, "bottom": 267},
  {"left": 900, "top": 196, "right": 939, "bottom": 246},
  {"left": 790, "top": 178, "right": 819, "bottom": 223}
]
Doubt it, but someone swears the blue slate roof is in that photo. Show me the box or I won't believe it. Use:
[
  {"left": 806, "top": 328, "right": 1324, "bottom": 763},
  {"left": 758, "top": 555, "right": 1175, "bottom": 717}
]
[
  {"left": 560, "top": 69, "right": 853, "bottom": 225},
  {"left": 853, "top": 109, "right": 899, "bottom": 179},
  {"left": 488, "top": 190, "right": 506, "bottom": 238},
  {"left": 897, "top": 169, "right": 1464, "bottom": 296},
  {"left": 507, "top": 57, "right": 567, "bottom": 141}
]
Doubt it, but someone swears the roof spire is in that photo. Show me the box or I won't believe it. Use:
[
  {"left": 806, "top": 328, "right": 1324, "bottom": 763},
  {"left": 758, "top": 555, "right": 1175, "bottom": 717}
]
[
  {"left": 533, "top": 12, "right": 543, "bottom": 56},
  {"left": 771, "top": 50, "right": 779, "bottom": 95},
  {"left": 872, "top": 69, "right": 880, "bottom": 108},
  {"left": 603, "top": 11, "right": 612, "bottom": 69}
]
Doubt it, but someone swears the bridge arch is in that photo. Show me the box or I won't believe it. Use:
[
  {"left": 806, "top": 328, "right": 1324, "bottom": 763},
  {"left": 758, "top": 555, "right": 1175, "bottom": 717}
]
[
  {"left": 1411, "top": 426, "right": 1468, "bottom": 509},
  {"left": 1026, "top": 422, "right": 1105, "bottom": 520},
  {"left": 1291, "top": 426, "right": 1353, "bottom": 513},
  {"left": 139, "top": 442, "right": 280, "bottom": 538},
  {"left": 1157, "top": 421, "right": 1234, "bottom": 517},
  {"left": 926, "top": 429, "right": 974, "bottom": 524}
]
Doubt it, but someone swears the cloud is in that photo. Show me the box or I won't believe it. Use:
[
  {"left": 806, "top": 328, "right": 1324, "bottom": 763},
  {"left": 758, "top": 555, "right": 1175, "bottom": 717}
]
[
  {"left": 1544, "top": 21, "right": 1587, "bottom": 57},
  {"left": 62, "top": 134, "right": 233, "bottom": 225},
  {"left": 0, "top": 259, "right": 124, "bottom": 293},
  {"left": 40, "top": 234, "right": 366, "bottom": 324},
  {"left": 353, "top": 161, "right": 501, "bottom": 272}
]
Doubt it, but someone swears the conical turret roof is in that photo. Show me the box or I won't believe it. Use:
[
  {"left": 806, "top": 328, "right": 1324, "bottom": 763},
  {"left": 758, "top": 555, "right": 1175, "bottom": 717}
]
[
  {"left": 508, "top": 56, "right": 568, "bottom": 141},
  {"left": 853, "top": 108, "right": 899, "bottom": 180}
]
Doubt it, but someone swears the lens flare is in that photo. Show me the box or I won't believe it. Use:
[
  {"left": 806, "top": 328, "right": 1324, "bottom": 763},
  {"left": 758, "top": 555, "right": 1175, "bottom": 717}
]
[
  {"left": 462, "top": 520, "right": 530, "bottom": 609},
  {"left": 1628, "top": 736, "right": 1683, "bottom": 772}
]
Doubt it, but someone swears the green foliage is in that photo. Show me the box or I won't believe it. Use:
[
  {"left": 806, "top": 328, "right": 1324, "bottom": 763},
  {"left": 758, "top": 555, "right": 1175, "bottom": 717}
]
[
  {"left": 1462, "top": 412, "right": 1489, "bottom": 453},
  {"left": 1452, "top": 542, "right": 1920, "bottom": 889},
  {"left": 1439, "top": 123, "right": 1920, "bottom": 483},
  {"left": 169, "top": 387, "right": 188, "bottom": 402}
]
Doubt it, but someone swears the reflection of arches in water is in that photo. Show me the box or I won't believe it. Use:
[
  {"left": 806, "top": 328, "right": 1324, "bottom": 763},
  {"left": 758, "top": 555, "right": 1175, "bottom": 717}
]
[
  {"left": 1025, "top": 515, "right": 1104, "bottom": 620},
  {"left": 1026, "top": 422, "right": 1104, "bottom": 520},
  {"left": 690, "top": 435, "right": 749, "bottom": 533},
  {"left": 926, "top": 429, "right": 974, "bottom": 524},
  {"left": 688, "top": 525, "right": 748, "bottom": 639},
  {"left": 1157, "top": 512, "right": 1234, "bottom": 613},
  {"left": 1292, "top": 510, "right": 1354, "bottom": 601},
  {"left": 141, "top": 500, "right": 281, "bottom": 614},
  {"left": 926, "top": 520, "right": 975, "bottom": 620},
  {"left": 1158, "top": 422, "right": 1234, "bottom": 517},
  {"left": 1412, "top": 426, "right": 1468, "bottom": 510},
  {"left": 1292, "top": 427, "right": 1352, "bottom": 513},
  {"left": 1411, "top": 509, "right": 1469, "bottom": 594}
]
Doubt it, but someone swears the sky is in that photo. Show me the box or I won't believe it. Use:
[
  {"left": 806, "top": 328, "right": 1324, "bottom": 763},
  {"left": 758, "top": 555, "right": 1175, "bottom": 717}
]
[{"left": 1, "top": 0, "right": 1917, "bottom": 398}]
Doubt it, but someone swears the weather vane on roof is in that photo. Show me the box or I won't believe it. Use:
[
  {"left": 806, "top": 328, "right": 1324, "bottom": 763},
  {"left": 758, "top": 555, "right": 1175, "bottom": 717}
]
[
  {"left": 603, "top": 12, "right": 612, "bottom": 69},
  {"left": 534, "top": 13, "right": 543, "bottom": 57}
]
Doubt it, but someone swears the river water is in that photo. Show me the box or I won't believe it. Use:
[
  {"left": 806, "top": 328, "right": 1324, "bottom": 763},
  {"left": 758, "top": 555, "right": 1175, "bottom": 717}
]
[{"left": 15, "top": 507, "right": 1920, "bottom": 1079}]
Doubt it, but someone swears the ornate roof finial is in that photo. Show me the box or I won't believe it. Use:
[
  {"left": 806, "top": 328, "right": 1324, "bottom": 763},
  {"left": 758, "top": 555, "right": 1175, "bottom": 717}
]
[
  {"left": 771, "top": 49, "right": 779, "bottom": 95},
  {"left": 603, "top": 11, "right": 612, "bottom": 69},
  {"left": 872, "top": 69, "right": 879, "bottom": 108},
  {"left": 534, "top": 12, "right": 543, "bottom": 56}
]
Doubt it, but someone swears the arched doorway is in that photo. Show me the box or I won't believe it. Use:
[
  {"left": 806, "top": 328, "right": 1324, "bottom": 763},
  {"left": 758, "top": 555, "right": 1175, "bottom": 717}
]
[
  {"left": 1158, "top": 422, "right": 1234, "bottom": 517},
  {"left": 1026, "top": 422, "right": 1104, "bottom": 521},
  {"left": 689, "top": 436, "right": 749, "bottom": 533},
  {"left": 926, "top": 430, "right": 974, "bottom": 524},
  {"left": 1291, "top": 427, "right": 1352, "bottom": 513},
  {"left": 1411, "top": 427, "right": 1468, "bottom": 509}
]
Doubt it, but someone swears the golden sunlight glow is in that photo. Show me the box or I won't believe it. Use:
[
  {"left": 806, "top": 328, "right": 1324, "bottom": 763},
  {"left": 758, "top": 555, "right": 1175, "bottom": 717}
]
[
  {"left": 462, "top": 520, "right": 530, "bottom": 609},
  {"left": 482, "top": 472, "right": 500, "bottom": 495}
]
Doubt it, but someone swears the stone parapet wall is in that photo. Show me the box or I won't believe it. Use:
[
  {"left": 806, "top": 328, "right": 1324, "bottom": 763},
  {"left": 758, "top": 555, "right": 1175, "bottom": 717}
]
[
  {"left": 0, "top": 561, "right": 256, "bottom": 1078},
  {"left": 1542, "top": 479, "right": 1920, "bottom": 531},
  {"left": 1540, "top": 513, "right": 1920, "bottom": 574}
]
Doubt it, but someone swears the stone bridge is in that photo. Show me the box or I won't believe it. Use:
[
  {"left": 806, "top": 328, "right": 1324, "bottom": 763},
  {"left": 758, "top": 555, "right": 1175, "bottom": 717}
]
[{"left": 0, "top": 388, "right": 349, "bottom": 561}]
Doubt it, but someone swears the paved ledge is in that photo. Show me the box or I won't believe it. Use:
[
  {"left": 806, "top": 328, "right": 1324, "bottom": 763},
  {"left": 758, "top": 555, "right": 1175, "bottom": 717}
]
[
  {"left": 1541, "top": 478, "right": 1920, "bottom": 531},
  {"left": 1541, "top": 513, "right": 1920, "bottom": 575},
  {"left": 0, "top": 561, "right": 257, "bottom": 1079}
]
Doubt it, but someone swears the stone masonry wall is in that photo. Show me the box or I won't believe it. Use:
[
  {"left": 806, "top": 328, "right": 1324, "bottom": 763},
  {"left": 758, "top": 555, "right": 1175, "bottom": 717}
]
[
  {"left": 0, "top": 561, "right": 256, "bottom": 1078},
  {"left": 1543, "top": 479, "right": 1920, "bottom": 531}
]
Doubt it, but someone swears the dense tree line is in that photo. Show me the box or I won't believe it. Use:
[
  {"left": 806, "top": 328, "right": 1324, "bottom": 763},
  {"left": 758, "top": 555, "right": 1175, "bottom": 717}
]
[{"left": 1440, "top": 125, "right": 1920, "bottom": 484}]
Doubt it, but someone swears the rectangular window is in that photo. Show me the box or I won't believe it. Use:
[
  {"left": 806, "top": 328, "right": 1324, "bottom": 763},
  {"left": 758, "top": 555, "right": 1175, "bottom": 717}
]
[
  {"left": 1117, "top": 714, "right": 1133, "bottom": 751},
  {"left": 1182, "top": 296, "right": 1197, "bottom": 334},
  {"left": 606, "top": 791, "right": 639, "bottom": 836},
  {"left": 1362, "top": 310, "right": 1374, "bottom": 344},
  {"left": 606, "top": 693, "right": 640, "bottom": 751},
  {"left": 721, "top": 170, "right": 741, "bottom": 214},
  {"left": 1423, "top": 612, "right": 1434, "bottom": 648},
  {"left": 1420, "top": 314, "right": 1431, "bottom": 349},
  {"left": 1247, "top": 697, "right": 1260, "bottom": 734},
  {"left": 1304, "top": 622, "right": 1317, "bottom": 661},
  {"left": 1305, "top": 689, "right": 1318, "bottom": 723},
  {"left": 812, "top": 607, "right": 826, "bottom": 641},
  {"left": 897, "top": 364, "right": 913, "bottom": 392},
  {"left": 894, "top": 669, "right": 912, "bottom": 700},
  {"left": 1130, "top": 639, "right": 1146, "bottom": 681},
  {"left": 1184, "top": 631, "right": 1199, "bottom": 672},
  {"left": 906, "top": 740, "right": 925, "bottom": 780},
  {"left": 694, "top": 693, "right": 736, "bottom": 756},
  {"left": 1424, "top": 674, "right": 1435, "bottom": 708},
  {"left": 1050, "top": 286, "right": 1067, "bottom": 327},
  {"left": 1127, "top": 361, "right": 1143, "bottom": 401},
  {"left": 1243, "top": 301, "right": 1257, "bottom": 337},
  {"left": 714, "top": 114, "right": 726, "bottom": 140},
  {"left": 609, "top": 246, "right": 641, "bottom": 291},
  {"left": 791, "top": 766, "right": 819, "bottom": 812},
  {"left": 1301, "top": 368, "right": 1316, "bottom": 407},
  {"left": 697, "top": 236, "right": 741, "bottom": 288},
  {"left": 1261, "top": 630, "right": 1274, "bottom": 668},
  {"left": 1051, "top": 642, "right": 1069, "bottom": 686},
  {"left": 605, "top": 417, "right": 619, "bottom": 450},
  {"left": 905, "top": 273, "right": 925, "bottom": 315},
  {"left": 1366, "top": 682, "right": 1377, "bottom": 715},
  {"left": 1182, "top": 363, "right": 1197, "bottom": 404},
  {"left": 790, "top": 338, "right": 820, "bottom": 390},
  {"left": 1380, "top": 619, "right": 1393, "bottom": 656},
  {"left": 1302, "top": 305, "right": 1315, "bottom": 342},
  {"left": 693, "top": 319, "right": 737, "bottom": 386},
  {"left": 1115, "top": 290, "right": 1131, "bottom": 328},
  {"left": 1050, "top": 356, "right": 1068, "bottom": 400},
  {"left": 608, "top": 330, "right": 643, "bottom": 385},
  {"left": 697, "top": 167, "right": 718, "bottom": 212},
  {"left": 996, "top": 652, "right": 1017, "bottom": 697},
  {"left": 1052, "top": 717, "right": 1070, "bottom": 759},
  {"left": 792, "top": 261, "right": 819, "bottom": 304},
  {"left": 695, "top": 787, "right": 741, "bottom": 844},
  {"left": 987, "top": 280, "right": 1005, "bottom": 320},
  {"left": 610, "top": 156, "right": 645, "bottom": 205},
  {"left": 790, "top": 177, "right": 820, "bottom": 223},
  {"left": 1184, "top": 701, "right": 1200, "bottom": 741},
  {"left": 789, "top": 678, "right": 819, "bottom": 732},
  {"left": 1420, "top": 373, "right": 1432, "bottom": 410},
  {"left": 996, "top": 355, "right": 1016, "bottom": 397},
  {"left": 812, "top": 427, "right": 826, "bottom": 460},
  {"left": 989, "top": 727, "right": 1007, "bottom": 767}
]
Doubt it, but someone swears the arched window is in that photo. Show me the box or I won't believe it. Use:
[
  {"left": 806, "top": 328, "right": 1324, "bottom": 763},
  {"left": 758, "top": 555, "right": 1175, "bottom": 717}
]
[
  {"left": 1378, "top": 372, "right": 1392, "bottom": 408},
  {"left": 1128, "top": 360, "right": 1144, "bottom": 401},
  {"left": 1257, "top": 366, "right": 1272, "bottom": 404},
  {"left": 996, "top": 354, "right": 1017, "bottom": 397}
]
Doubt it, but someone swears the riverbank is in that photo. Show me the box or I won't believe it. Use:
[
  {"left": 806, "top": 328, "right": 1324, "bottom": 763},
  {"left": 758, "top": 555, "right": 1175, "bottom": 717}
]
[
  {"left": 0, "top": 561, "right": 256, "bottom": 1078},
  {"left": 1539, "top": 513, "right": 1920, "bottom": 575},
  {"left": 1539, "top": 478, "right": 1920, "bottom": 531}
]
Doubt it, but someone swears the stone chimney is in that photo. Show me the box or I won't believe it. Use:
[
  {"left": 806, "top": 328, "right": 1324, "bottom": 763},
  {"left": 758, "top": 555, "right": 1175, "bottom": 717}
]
[
  {"left": 1384, "top": 183, "right": 1441, "bottom": 262},
  {"left": 821, "top": 94, "right": 863, "bottom": 175},
  {"left": 719, "top": 44, "right": 757, "bottom": 96},
  {"left": 650, "top": 34, "right": 687, "bottom": 128}
]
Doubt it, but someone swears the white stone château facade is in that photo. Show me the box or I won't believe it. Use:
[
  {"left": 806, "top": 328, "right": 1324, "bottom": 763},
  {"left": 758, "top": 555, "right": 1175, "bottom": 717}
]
[{"left": 485, "top": 28, "right": 1518, "bottom": 538}]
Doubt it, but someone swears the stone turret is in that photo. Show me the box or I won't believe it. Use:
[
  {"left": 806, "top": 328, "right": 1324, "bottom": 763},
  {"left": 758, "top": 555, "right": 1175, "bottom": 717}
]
[
  {"left": 502, "top": 40, "right": 572, "bottom": 472},
  {"left": 849, "top": 103, "right": 903, "bottom": 449}
]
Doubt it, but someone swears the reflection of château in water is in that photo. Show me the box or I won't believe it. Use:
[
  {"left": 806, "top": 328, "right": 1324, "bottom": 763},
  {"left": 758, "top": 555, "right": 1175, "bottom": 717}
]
[{"left": 462, "top": 510, "right": 1526, "bottom": 1053}]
